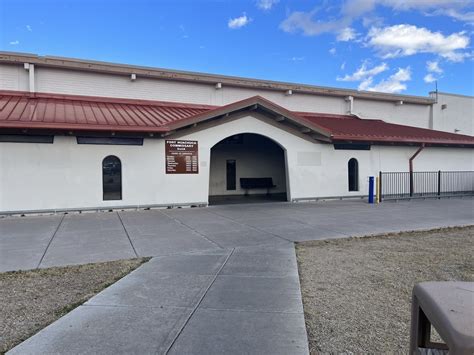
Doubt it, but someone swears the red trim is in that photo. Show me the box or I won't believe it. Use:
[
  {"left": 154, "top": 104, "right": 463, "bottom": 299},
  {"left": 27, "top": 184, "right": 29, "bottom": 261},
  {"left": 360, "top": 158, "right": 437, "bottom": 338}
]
[{"left": 0, "top": 121, "right": 169, "bottom": 133}]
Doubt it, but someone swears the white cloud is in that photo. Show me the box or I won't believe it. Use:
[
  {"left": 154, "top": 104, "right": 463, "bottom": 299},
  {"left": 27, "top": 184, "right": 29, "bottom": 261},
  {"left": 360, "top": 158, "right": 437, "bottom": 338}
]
[
  {"left": 424, "top": 73, "right": 437, "bottom": 83},
  {"left": 337, "top": 27, "right": 357, "bottom": 41},
  {"left": 381, "top": 0, "right": 468, "bottom": 11},
  {"left": 426, "top": 60, "right": 443, "bottom": 73},
  {"left": 256, "top": 0, "right": 279, "bottom": 11},
  {"left": 9, "top": 40, "right": 19, "bottom": 45},
  {"left": 228, "top": 14, "right": 251, "bottom": 29},
  {"left": 367, "top": 25, "right": 470, "bottom": 62},
  {"left": 424, "top": 61, "right": 443, "bottom": 83},
  {"left": 362, "top": 16, "right": 384, "bottom": 28},
  {"left": 358, "top": 77, "right": 374, "bottom": 91},
  {"left": 442, "top": 9, "right": 474, "bottom": 24},
  {"left": 280, "top": 1, "right": 473, "bottom": 40},
  {"left": 362, "top": 67, "right": 411, "bottom": 93},
  {"left": 329, "top": 47, "right": 336, "bottom": 55},
  {"left": 289, "top": 56, "right": 305, "bottom": 62},
  {"left": 26, "top": 25, "right": 32, "bottom": 32},
  {"left": 340, "top": 62, "right": 346, "bottom": 70},
  {"left": 337, "top": 62, "right": 388, "bottom": 81},
  {"left": 280, "top": 9, "right": 349, "bottom": 36}
]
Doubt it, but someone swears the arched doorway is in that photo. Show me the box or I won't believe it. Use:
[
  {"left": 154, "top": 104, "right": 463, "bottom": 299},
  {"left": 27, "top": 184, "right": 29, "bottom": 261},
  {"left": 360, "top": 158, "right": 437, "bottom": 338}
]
[{"left": 209, "top": 133, "right": 288, "bottom": 205}]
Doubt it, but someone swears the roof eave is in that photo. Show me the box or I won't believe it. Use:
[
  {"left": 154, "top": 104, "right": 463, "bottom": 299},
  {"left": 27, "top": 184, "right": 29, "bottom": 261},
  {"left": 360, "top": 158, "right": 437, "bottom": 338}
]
[
  {"left": 0, "top": 122, "right": 169, "bottom": 134},
  {"left": 332, "top": 136, "right": 474, "bottom": 147},
  {"left": 165, "top": 96, "right": 333, "bottom": 139}
]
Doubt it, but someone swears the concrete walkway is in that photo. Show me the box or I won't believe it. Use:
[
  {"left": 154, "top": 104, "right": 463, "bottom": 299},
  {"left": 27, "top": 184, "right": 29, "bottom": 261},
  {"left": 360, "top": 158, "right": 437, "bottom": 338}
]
[
  {"left": 9, "top": 243, "right": 307, "bottom": 354},
  {"left": 1, "top": 198, "right": 473, "bottom": 273},
  {"left": 3, "top": 198, "right": 473, "bottom": 354}
]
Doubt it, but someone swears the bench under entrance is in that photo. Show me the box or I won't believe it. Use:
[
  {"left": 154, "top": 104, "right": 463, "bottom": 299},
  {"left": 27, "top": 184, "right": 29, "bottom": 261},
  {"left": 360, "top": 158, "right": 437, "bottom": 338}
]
[{"left": 208, "top": 133, "right": 288, "bottom": 205}]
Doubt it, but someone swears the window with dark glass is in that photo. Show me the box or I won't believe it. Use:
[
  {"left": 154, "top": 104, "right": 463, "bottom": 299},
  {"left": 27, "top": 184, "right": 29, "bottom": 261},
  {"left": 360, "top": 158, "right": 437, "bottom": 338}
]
[
  {"left": 348, "top": 158, "right": 359, "bottom": 192},
  {"left": 102, "top": 156, "right": 122, "bottom": 200}
]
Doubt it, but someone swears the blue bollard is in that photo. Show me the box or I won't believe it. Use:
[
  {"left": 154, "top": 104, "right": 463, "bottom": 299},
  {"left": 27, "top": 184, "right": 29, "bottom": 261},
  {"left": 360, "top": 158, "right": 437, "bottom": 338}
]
[{"left": 368, "top": 176, "right": 374, "bottom": 204}]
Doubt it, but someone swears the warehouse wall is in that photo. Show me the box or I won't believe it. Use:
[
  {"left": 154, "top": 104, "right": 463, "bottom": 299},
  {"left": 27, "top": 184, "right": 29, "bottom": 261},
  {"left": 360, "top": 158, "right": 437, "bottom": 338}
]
[
  {"left": 0, "top": 63, "right": 444, "bottom": 130},
  {"left": 431, "top": 93, "right": 474, "bottom": 136},
  {"left": 1, "top": 113, "right": 472, "bottom": 213}
]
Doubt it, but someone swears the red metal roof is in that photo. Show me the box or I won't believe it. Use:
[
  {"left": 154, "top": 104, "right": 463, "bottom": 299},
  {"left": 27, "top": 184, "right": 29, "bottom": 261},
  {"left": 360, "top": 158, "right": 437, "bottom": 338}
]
[
  {"left": 0, "top": 91, "right": 215, "bottom": 133},
  {"left": 297, "top": 112, "right": 474, "bottom": 146},
  {"left": 1, "top": 90, "right": 473, "bottom": 147}
]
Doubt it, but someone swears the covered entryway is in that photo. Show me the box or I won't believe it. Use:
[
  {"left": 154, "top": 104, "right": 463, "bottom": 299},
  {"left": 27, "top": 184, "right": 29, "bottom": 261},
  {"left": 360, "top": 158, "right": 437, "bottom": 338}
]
[{"left": 208, "top": 133, "right": 288, "bottom": 205}]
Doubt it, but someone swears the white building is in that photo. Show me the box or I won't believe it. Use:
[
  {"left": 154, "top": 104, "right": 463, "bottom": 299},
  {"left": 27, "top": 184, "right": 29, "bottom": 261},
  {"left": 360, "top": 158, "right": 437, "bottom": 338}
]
[{"left": 0, "top": 52, "right": 473, "bottom": 214}]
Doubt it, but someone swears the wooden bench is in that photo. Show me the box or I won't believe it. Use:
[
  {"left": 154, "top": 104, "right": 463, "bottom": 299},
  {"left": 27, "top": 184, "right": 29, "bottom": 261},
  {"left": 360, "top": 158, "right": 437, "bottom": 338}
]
[{"left": 240, "top": 177, "right": 276, "bottom": 195}]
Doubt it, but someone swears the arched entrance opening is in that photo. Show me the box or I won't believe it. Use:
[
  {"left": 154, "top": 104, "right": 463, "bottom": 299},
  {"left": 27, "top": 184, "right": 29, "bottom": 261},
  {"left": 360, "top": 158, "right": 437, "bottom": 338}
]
[{"left": 209, "top": 133, "right": 288, "bottom": 205}]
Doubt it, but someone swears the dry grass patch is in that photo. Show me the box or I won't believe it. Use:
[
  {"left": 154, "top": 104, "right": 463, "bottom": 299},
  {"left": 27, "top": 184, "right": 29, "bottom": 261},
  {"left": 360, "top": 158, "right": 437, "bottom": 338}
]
[
  {"left": 296, "top": 226, "right": 474, "bottom": 354},
  {"left": 0, "top": 258, "right": 149, "bottom": 354}
]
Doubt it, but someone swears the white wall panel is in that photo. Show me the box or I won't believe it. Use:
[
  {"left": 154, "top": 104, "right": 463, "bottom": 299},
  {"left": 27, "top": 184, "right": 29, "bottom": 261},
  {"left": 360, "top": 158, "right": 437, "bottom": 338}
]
[
  {"left": 432, "top": 93, "right": 474, "bottom": 135},
  {"left": 0, "top": 64, "right": 29, "bottom": 91},
  {"left": 353, "top": 99, "right": 431, "bottom": 128}
]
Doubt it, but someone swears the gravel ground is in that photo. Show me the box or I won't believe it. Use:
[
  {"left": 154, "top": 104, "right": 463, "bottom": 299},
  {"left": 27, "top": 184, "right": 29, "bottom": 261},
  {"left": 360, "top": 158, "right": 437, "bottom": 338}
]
[
  {"left": 0, "top": 258, "right": 149, "bottom": 354},
  {"left": 296, "top": 226, "right": 474, "bottom": 354}
]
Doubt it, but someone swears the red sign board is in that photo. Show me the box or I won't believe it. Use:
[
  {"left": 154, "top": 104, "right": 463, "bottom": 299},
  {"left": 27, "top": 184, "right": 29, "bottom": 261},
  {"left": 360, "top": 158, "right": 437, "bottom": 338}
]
[{"left": 165, "top": 140, "right": 199, "bottom": 174}]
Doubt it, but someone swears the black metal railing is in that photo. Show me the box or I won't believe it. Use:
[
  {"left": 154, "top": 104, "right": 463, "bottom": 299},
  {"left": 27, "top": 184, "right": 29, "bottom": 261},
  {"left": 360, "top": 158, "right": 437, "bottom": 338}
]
[{"left": 380, "top": 171, "right": 474, "bottom": 201}]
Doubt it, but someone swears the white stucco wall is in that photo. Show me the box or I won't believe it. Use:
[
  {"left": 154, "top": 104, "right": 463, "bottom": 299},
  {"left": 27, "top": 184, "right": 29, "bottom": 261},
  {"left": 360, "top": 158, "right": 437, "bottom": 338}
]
[
  {"left": 1, "top": 114, "right": 472, "bottom": 213},
  {"left": 1, "top": 63, "right": 463, "bottom": 130}
]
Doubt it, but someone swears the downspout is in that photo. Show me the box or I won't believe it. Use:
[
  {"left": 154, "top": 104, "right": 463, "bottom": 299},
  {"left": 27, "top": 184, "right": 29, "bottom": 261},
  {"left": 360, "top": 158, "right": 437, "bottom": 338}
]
[
  {"left": 345, "top": 96, "right": 354, "bottom": 115},
  {"left": 24, "top": 63, "right": 35, "bottom": 94},
  {"left": 409, "top": 144, "right": 425, "bottom": 197}
]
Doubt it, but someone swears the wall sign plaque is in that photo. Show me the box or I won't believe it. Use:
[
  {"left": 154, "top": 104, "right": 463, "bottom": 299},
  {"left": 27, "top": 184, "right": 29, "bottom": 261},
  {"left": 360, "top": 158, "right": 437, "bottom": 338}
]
[{"left": 165, "top": 140, "right": 199, "bottom": 174}]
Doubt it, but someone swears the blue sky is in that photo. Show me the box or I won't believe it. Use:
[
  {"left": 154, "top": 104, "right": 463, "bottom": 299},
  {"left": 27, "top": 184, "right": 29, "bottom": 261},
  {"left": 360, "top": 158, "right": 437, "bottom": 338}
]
[{"left": 1, "top": 0, "right": 473, "bottom": 96}]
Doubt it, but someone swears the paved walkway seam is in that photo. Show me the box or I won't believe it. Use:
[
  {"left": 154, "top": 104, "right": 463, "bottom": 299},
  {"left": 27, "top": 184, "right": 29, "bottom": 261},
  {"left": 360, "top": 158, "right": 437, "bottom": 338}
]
[
  {"left": 159, "top": 210, "right": 225, "bottom": 249},
  {"left": 163, "top": 248, "right": 235, "bottom": 354},
  {"left": 116, "top": 211, "right": 139, "bottom": 258},
  {"left": 36, "top": 213, "right": 66, "bottom": 269},
  {"left": 206, "top": 208, "right": 294, "bottom": 243},
  {"left": 81, "top": 304, "right": 194, "bottom": 311},
  {"left": 198, "top": 307, "right": 303, "bottom": 315}
]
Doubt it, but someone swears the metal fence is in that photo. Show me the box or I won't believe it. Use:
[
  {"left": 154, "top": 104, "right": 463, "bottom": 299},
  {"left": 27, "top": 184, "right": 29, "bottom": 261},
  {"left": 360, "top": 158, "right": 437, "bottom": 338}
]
[{"left": 380, "top": 171, "right": 474, "bottom": 201}]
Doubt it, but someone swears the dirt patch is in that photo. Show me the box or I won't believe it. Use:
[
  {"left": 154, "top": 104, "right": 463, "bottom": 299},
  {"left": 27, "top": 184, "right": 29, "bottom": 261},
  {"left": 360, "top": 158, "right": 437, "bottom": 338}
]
[
  {"left": 0, "top": 258, "right": 149, "bottom": 353},
  {"left": 296, "top": 226, "right": 474, "bottom": 354}
]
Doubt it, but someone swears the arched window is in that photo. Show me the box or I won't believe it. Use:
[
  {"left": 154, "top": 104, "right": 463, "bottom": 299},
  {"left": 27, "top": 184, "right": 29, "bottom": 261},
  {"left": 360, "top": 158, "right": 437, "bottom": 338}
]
[
  {"left": 102, "top": 156, "right": 122, "bottom": 200},
  {"left": 348, "top": 158, "right": 359, "bottom": 192}
]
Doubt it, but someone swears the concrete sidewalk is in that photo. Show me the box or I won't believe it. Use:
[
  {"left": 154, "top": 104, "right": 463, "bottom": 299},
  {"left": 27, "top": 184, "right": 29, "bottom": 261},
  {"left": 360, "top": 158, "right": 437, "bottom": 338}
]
[
  {"left": 8, "top": 244, "right": 308, "bottom": 355},
  {"left": 1, "top": 198, "right": 473, "bottom": 273},
  {"left": 3, "top": 198, "right": 473, "bottom": 354}
]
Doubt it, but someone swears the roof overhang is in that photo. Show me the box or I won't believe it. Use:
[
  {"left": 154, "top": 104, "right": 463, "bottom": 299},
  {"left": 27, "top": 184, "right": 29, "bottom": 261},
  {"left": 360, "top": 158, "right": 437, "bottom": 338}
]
[{"left": 332, "top": 136, "right": 474, "bottom": 148}]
